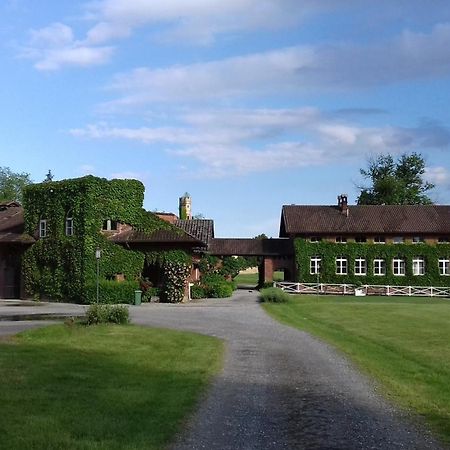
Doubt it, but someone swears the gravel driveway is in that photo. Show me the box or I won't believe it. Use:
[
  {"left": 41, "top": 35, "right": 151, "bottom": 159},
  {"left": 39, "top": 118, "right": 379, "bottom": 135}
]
[{"left": 130, "top": 289, "right": 444, "bottom": 450}]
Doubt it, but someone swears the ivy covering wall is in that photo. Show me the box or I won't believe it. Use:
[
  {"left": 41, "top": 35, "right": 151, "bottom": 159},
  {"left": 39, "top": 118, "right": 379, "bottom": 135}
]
[
  {"left": 295, "top": 238, "right": 450, "bottom": 287},
  {"left": 22, "top": 176, "right": 182, "bottom": 303}
]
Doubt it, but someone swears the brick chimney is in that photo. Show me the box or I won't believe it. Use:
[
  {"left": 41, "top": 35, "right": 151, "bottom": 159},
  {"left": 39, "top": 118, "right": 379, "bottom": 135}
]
[{"left": 338, "top": 194, "right": 349, "bottom": 215}]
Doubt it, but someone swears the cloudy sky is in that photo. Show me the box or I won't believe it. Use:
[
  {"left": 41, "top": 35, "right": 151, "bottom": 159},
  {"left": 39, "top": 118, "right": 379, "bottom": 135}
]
[{"left": 2, "top": 1, "right": 450, "bottom": 236}]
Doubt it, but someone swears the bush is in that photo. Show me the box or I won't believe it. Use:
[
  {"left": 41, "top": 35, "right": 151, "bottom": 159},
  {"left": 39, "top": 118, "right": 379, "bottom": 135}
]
[
  {"left": 259, "top": 287, "right": 290, "bottom": 303},
  {"left": 85, "top": 280, "right": 139, "bottom": 304},
  {"left": 206, "top": 281, "right": 233, "bottom": 298},
  {"left": 190, "top": 284, "right": 206, "bottom": 299},
  {"left": 86, "top": 304, "right": 129, "bottom": 325},
  {"left": 142, "top": 287, "right": 160, "bottom": 302}
]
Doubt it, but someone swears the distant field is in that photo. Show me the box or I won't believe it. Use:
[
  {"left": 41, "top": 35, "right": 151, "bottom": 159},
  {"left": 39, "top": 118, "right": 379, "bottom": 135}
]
[
  {"left": 0, "top": 324, "right": 223, "bottom": 450},
  {"left": 263, "top": 295, "right": 450, "bottom": 445},
  {"left": 234, "top": 270, "right": 284, "bottom": 285}
]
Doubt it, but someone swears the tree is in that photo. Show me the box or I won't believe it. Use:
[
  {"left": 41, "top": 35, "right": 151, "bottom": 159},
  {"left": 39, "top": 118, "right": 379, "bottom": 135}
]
[
  {"left": 357, "top": 153, "right": 434, "bottom": 205},
  {"left": 0, "top": 167, "right": 32, "bottom": 203}
]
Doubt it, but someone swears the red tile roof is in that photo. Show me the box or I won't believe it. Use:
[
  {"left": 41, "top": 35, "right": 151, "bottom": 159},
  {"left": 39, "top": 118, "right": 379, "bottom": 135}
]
[
  {"left": 108, "top": 229, "right": 203, "bottom": 244},
  {"left": 175, "top": 219, "right": 214, "bottom": 245},
  {"left": 280, "top": 204, "right": 450, "bottom": 236},
  {"left": 0, "top": 204, "right": 34, "bottom": 244},
  {"left": 209, "top": 238, "right": 294, "bottom": 256}
]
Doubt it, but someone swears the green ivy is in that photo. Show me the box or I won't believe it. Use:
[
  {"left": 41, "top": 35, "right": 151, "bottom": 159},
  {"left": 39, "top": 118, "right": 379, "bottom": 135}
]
[
  {"left": 295, "top": 238, "right": 450, "bottom": 287},
  {"left": 22, "top": 176, "right": 183, "bottom": 303}
]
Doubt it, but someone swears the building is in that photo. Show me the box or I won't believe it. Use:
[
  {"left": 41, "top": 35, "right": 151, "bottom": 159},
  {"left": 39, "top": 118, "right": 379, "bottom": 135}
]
[{"left": 279, "top": 194, "right": 450, "bottom": 287}]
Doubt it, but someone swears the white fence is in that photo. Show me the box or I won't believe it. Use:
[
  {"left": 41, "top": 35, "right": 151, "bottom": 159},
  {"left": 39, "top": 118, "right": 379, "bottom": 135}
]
[{"left": 273, "top": 282, "right": 450, "bottom": 298}]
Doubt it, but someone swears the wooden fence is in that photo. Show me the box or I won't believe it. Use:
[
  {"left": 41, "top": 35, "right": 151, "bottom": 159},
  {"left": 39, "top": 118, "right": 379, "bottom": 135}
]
[{"left": 273, "top": 282, "right": 450, "bottom": 298}]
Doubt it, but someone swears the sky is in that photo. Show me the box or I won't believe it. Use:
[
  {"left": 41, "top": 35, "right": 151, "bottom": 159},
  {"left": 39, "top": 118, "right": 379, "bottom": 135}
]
[{"left": 2, "top": 0, "right": 450, "bottom": 237}]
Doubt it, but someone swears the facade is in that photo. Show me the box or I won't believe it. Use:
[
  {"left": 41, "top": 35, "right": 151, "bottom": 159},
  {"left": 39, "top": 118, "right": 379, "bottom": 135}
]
[{"left": 280, "top": 195, "right": 450, "bottom": 287}]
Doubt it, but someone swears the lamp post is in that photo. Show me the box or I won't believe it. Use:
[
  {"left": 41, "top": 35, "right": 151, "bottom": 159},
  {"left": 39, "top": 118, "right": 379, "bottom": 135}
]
[{"left": 96, "top": 248, "right": 101, "bottom": 303}]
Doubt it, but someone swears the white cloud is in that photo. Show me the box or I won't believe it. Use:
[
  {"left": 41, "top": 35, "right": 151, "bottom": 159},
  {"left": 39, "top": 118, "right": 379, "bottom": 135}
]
[
  {"left": 21, "top": 22, "right": 114, "bottom": 70},
  {"left": 425, "top": 166, "right": 450, "bottom": 189},
  {"left": 70, "top": 108, "right": 450, "bottom": 178}
]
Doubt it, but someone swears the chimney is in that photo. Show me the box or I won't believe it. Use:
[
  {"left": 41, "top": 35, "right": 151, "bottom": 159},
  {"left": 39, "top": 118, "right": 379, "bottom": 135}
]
[{"left": 338, "top": 194, "right": 349, "bottom": 216}]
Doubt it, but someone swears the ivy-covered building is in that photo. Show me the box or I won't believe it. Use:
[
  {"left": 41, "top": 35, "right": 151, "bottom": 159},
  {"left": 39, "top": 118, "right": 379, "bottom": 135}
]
[
  {"left": 0, "top": 176, "right": 213, "bottom": 302},
  {"left": 279, "top": 194, "right": 450, "bottom": 287}
]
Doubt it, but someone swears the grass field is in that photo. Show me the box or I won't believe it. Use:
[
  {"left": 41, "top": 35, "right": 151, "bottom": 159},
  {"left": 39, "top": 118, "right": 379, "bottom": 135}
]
[
  {"left": 0, "top": 324, "right": 223, "bottom": 450},
  {"left": 263, "top": 295, "right": 450, "bottom": 444},
  {"left": 234, "top": 270, "right": 284, "bottom": 285}
]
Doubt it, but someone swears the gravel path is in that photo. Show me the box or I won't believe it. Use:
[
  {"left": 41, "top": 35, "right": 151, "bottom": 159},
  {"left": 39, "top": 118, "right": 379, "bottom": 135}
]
[{"left": 130, "top": 290, "right": 444, "bottom": 450}]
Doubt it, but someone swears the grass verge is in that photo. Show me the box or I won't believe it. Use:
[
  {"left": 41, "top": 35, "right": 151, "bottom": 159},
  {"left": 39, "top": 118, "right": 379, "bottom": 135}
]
[
  {"left": 263, "top": 295, "right": 450, "bottom": 444},
  {"left": 234, "top": 270, "right": 284, "bottom": 286},
  {"left": 0, "top": 323, "right": 223, "bottom": 450}
]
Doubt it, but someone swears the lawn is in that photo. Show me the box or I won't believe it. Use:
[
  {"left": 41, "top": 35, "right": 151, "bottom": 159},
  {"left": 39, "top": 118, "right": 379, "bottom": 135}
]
[
  {"left": 263, "top": 295, "right": 450, "bottom": 444},
  {"left": 234, "top": 270, "right": 284, "bottom": 285},
  {"left": 0, "top": 323, "right": 223, "bottom": 450}
]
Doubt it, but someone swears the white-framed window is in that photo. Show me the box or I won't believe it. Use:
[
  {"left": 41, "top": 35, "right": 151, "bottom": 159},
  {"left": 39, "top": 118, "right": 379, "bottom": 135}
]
[
  {"left": 336, "top": 257, "right": 348, "bottom": 275},
  {"left": 354, "top": 258, "right": 366, "bottom": 276},
  {"left": 310, "top": 256, "right": 321, "bottom": 275},
  {"left": 393, "top": 236, "right": 404, "bottom": 244},
  {"left": 39, "top": 219, "right": 47, "bottom": 238},
  {"left": 412, "top": 257, "right": 425, "bottom": 276},
  {"left": 412, "top": 236, "right": 424, "bottom": 244},
  {"left": 65, "top": 217, "right": 74, "bottom": 236},
  {"left": 355, "top": 235, "right": 367, "bottom": 243},
  {"left": 393, "top": 258, "right": 406, "bottom": 276},
  {"left": 374, "top": 236, "right": 385, "bottom": 244},
  {"left": 335, "top": 236, "right": 347, "bottom": 244},
  {"left": 309, "top": 236, "right": 321, "bottom": 243},
  {"left": 373, "top": 259, "right": 386, "bottom": 276},
  {"left": 439, "top": 258, "right": 449, "bottom": 276},
  {"left": 102, "top": 219, "right": 118, "bottom": 231}
]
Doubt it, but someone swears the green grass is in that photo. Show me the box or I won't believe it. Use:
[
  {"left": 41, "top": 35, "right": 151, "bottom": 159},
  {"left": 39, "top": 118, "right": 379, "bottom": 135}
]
[
  {"left": 263, "top": 295, "right": 450, "bottom": 444},
  {"left": 0, "top": 323, "right": 223, "bottom": 450},
  {"left": 234, "top": 270, "right": 284, "bottom": 285}
]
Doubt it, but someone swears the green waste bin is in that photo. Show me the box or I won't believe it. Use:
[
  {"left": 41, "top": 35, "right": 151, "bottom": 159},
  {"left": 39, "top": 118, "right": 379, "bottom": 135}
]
[{"left": 134, "top": 290, "right": 142, "bottom": 306}]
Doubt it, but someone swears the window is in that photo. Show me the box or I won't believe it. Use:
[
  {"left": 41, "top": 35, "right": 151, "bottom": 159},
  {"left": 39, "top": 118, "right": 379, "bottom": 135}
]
[
  {"left": 439, "top": 258, "right": 449, "bottom": 276},
  {"left": 355, "top": 236, "right": 367, "bottom": 243},
  {"left": 393, "top": 258, "right": 406, "bottom": 276},
  {"left": 373, "top": 259, "right": 386, "bottom": 276},
  {"left": 354, "top": 258, "right": 366, "bottom": 276},
  {"left": 310, "top": 256, "right": 321, "bottom": 275},
  {"left": 374, "top": 236, "right": 385, "bottom": 244},
  {"left": 412, "top": 257, "right": 425, "bottom": 276},
  {"left": 309, "top": 236, "right": 321, "bottom": 243},
  {"left": 336, "top": 257, "right": 347, "bottom": 275},
  {"left": 335, "top": 236, "right": 347, "bottom": 244},
  {"left": 39, "top": 219, "right": 47, "bottom": 238},
  {"left": 393, "top": 236, "right": 404, "bottom": 244},
  {"left": 102, "top": 219, "right": 118, "bottom": 231},
  {"left": 65, "top": 217, "right": 74, "bottom": 236},
  {"left": 412, "top": 236, "right": 424, "bottom": 244}
]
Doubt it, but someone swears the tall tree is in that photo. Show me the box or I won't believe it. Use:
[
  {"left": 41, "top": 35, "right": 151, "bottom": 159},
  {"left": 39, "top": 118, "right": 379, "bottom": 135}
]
[
  {"left": 357, "top": 153, "right": 434, "bottom": 205},
  {"left": 0, "top": 167, "right": 32, "bottom": 203}
]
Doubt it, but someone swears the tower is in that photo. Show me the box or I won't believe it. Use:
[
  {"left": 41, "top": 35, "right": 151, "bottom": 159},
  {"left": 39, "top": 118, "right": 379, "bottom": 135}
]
[{"left": 179, "top": 193, "right": 192, "bottom": 220}]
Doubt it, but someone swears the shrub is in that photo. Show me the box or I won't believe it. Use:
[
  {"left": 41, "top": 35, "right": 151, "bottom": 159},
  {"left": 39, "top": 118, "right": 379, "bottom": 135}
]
[
  {"left": 86, "top": 304, "right": 129, "bottom": 325},
  {"left": 85, "top": 280, "right": 139, "bottom": 304},
  {"left": 191, "top": 284, "right": 206, "bottom": 299},
  {"left": 206, "top": 281, "right": 233, "bottom": 298},
  {"left": 142, "top": 287, "right": 160, "bottom": 302},
  {"left": 259, "top": 287, "right": 290, "bottom": 303}
]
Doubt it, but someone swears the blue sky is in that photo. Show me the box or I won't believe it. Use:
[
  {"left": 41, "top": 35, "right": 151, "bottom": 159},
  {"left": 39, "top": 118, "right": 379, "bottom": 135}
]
[{"left": 2, "top": 1, "right": 450, "bottom": 237}]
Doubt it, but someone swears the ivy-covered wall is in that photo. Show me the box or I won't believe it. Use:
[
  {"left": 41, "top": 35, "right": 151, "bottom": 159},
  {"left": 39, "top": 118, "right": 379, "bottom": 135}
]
[
  {"left": 22, "top": 176, "right": 177, "bottom": 303},
  {"left": 295, "top": 238, "right": 450, "bottom": 286}
]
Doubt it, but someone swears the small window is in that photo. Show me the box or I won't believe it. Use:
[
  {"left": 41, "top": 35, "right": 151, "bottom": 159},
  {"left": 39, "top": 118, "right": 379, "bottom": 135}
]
[
  {"left": 65, "top": 217, "right": 74, "bottom": 236},
  {"left": 393, "top": 236, "right": 404, "bottom": 244},
  {"left": 412, "top": 257, "right": 425, "bottom": 276},
  {"left": 412, "top": 236, "right": 424, "bottom": 244},
  {"left": 354, "top": 258, "right": 366, "bottom": 276},
  {"left": 310, "top": 256, "right": 321, "bottom": 275},
  {"left": 102, "top": 219, "right": 118, "bottom": 231},
  {"left": 336, "top": 257, "right": 348, "bottom": 275},
  {"left": 393, "top": 258, "right": 406, "bottom": 276},
  {"left": 39, "top": 219, "right": 47, "bottom": 238},
  {"left": 309, "top": 236, "right": 321, "bottom": 243},
  {"left": 439, "top": 258, "right": 450, "bottom": 276},
  {"left": 373, "top": 259, "right": 386, "bottom": 276},
  {"left": 355, "top": 236, "right": 367, "bottom": 243},
  {"left": 374, "top": 236, "right": 385, "bottom": 244},
  {"left": 335, "top": 236, "right": 347, "bottom": 244}
]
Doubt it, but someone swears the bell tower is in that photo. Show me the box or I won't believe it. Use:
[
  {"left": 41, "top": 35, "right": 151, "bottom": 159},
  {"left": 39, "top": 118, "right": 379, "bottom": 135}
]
[{"left": 179, "top": 193, "right": 192, "bottom": 220}]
